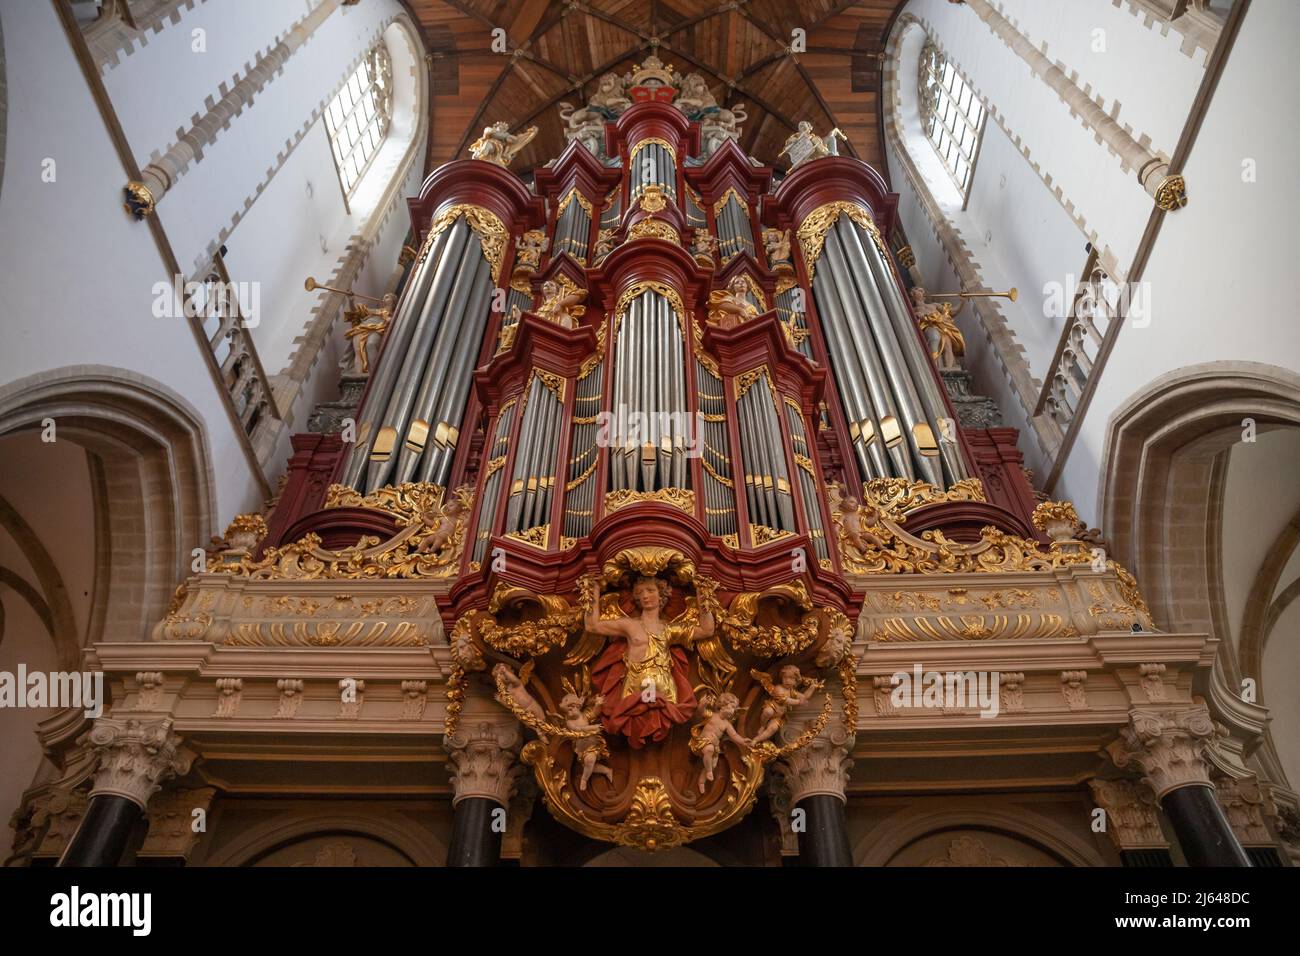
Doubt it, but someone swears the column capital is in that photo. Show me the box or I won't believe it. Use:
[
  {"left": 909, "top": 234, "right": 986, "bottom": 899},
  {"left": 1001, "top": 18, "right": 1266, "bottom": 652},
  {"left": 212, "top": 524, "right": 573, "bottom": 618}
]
[
  {"left": 444, "top": 715, "right": 523, "bottom": 807},
  {"left": 771, "top": 681, "right": 855, "bottom": 805},
  {"left": 1106, "top": 705, "right": 1216, "bottom": 800},
  {"left": 83, "top": 716, "right": 193, "bottom": 809}
]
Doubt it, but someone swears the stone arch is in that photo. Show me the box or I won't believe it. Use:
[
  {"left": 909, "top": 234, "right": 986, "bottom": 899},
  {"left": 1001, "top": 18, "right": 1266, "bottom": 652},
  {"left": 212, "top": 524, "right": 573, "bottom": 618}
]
[
  {"left": 1097, "top": 361, "right": 1300, "bottom": 789},
  {"left": 201, "top": 811, "right": 444, "bottom": 867},
  {"left": 854, "top": 805, "right": 1105, "bottom": 867},
  {"left": 0, "top": 366, "right": 217, "bottom": 646}
]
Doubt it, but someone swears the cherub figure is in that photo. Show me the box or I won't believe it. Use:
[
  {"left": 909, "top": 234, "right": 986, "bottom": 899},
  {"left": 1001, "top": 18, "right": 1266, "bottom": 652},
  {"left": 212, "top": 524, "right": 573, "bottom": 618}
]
[
  {"left": 762, "top": 227, "right": 792, "bottom": 265},
  {"left": 469, "top": 121, "right": 538, "bottom": 168},
  {"left": 691, "top": 228, "right": 718, "bottom": 265},
  {"left": 706, "top": 276, "right": 758, "bottom": 330},
  {"left": 750, "top": 665, "right": 824, "bottom": 745},
  {"left": 493, "top": 662, "right": 548, "bottom": 740},
  {"left": 558, "top": 686, "right": 613, "bottom": 791},
  {"left": 416, "top": 495, "right": 465, "bottom": 560},
  {"left": 536, "top": 279, "right": 587, "bottom": 330},
  {"left": 826, "top": 481, "right": 889, "bottom": 556},
  {"left": 690, "top": 691, "right": 750, "bottom": 793}
]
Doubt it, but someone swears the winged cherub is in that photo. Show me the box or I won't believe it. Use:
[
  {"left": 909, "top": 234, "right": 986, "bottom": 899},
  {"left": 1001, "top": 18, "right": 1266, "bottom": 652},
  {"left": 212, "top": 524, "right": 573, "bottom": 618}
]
[
  {"left": 493, "top": 661, "right": 548, "bottom": 741},
  {"left": 750, "top": 665, "right": 824, "bottom": 746},
  {"left": 690, "top": 690, "right": 751, "bottom": 793},
  {"left": 557, "top": 685, "right": 613, "bottom": 791}
]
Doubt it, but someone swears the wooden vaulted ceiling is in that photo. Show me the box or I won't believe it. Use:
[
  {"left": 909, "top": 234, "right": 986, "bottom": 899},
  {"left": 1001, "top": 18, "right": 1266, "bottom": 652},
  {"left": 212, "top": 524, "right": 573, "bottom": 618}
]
[{"left": 408, "top": 0, "right": 909, "bottom": 178}]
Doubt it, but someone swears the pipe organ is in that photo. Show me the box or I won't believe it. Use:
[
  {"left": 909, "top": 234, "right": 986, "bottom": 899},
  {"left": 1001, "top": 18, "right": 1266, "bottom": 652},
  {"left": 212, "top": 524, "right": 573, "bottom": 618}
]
[
  {"left": 330, "top": 93, "right": 978, "bottom": 569},
  {"left": 132, "top": 56, "right": 1194, "bottom": 869}
]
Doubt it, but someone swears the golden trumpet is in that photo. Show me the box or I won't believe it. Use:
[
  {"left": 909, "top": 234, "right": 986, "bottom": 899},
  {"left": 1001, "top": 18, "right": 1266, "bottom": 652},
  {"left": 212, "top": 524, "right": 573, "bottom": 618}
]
[
  {"left": 303, "top": 276, "right": 387, "bottom": 303},
  {"left": 930, "top": 287, "right": 1018, "bottom": 302}
]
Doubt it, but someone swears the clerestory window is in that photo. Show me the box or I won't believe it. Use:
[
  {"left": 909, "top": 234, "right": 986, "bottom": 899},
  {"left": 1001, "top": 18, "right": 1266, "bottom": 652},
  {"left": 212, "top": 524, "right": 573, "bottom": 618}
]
[
  {"left": 324, "top": 43, "right": 394, "bottom": 196},
  {"left": 918, "top": 41, "right": 985, "bottom": 197}
]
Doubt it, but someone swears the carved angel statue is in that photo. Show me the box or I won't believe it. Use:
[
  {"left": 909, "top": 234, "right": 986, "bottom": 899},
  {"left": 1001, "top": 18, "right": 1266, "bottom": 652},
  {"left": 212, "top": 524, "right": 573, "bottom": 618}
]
[
  {"left": 690, "top": 690, "right": 751, "bottom": 793},
  {"left": 497, "top": 304, "right": 523, "bottom": 353},
  {"left": 469, "top": 121, "right": 538, "bottom": 168},
  {"left": 750, "top": 665, "right": 824, "bottom": 745},
  {"left": 762, "top": 227, "right": 792, "bottom": 265},
  {"left": 572, "top": 574, "right": 725, "bottom": 748},
  {"left": 557, "top": 673, "right": 613, "bottom": 791},
  {"left": 909, "top": 286, "right": 966, "bottom": 370},
  {"left": 778, "top": 121, "right": 847, "bottom": 170},
  {"left": 536, "top": 279, "right": 587, "bottom": 330},
  {"left": 493, "top": 661, "right": 548, "bottom": 741},
  {"left": 414, "top": 493, "right": 467, "bottom": 561},
  {"left": 514, "top": 230, "right": 548, "bottom": 273},
  {"left": 706, "top": 276, "right": 758, "bottom": 331},
  {"left": 827, "top": 481, "right": 886, "bottom": 558},
  {"left": 690, "top": 228, "right": 718, "bottom": 265},
  {"left": 341, "top": 293, "right": 396, "bottom": 376}
]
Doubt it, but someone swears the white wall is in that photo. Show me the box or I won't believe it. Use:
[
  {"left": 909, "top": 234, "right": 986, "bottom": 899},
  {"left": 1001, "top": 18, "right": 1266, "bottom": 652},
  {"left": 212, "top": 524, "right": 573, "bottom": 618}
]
[
  {"left": 0, "top": 0, "right": 265, "bottom": 524},
  {"left": 1058, "top": 0, "right": 1300, "bottom": 522}
]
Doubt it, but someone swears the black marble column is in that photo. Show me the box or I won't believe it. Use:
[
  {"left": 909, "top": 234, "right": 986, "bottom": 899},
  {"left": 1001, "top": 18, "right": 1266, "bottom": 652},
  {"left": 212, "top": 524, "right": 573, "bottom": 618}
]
[
  {"left": 1161, "top": 785, "right": 1251, "bottom": 867},
  {"left": 795, "top": 794, "right": 853, "bottom": 867},
  {"left": 446, "top": 797, "right": 504, "bottom": 867},
  {"left": 59, "top": 795, "right": 142, "bottom": 868}
]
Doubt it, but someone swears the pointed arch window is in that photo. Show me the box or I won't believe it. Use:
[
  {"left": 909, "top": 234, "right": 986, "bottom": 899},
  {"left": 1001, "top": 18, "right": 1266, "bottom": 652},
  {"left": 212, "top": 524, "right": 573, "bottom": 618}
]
[
  {"left": 325, "top": 43, "right": 394, "bottom": 196},
  {"left": 918, "top": 42, "right": 985, "bottom": 197}
]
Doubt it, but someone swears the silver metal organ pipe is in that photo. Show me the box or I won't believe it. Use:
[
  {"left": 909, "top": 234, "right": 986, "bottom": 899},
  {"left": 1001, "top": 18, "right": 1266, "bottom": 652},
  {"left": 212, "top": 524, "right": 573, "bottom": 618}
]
[
  {"left": 612, "top": 318, "right": 628, "bottom": 492},
  {"left": 364, "top": 223, "right": 479, "bottom": 489},
  {"left": 855, "top": 222, "right": 968, "bottom": 483},
  {"left": 670, "top": 312, "right": 687, "bottom": 489},
  {"left": 811, "top": 263, "right": 890, "bottom": 480},
  {"left": 755, "top": 381, "right": 796, "bottom": 530},
  {"left": 342, "top": 219, "right": 468, "bottom": 487},
  {"left": 417, "top": 259, "right": 496, "bottom": 485},
  {"left": 820, "top": 227, "right": 916, "bottom": 481},
  {"left": 506, "top": 377, "right": 542, "bottom": 531},
  {"left": 834, "top": 219, "right": 944, "bottom": 485},
  {"left": 392, "top": 247, "right": 488, "bottom": 484},
  {"left": 622, "top": 301, "right": 638, "bottom": 490}
]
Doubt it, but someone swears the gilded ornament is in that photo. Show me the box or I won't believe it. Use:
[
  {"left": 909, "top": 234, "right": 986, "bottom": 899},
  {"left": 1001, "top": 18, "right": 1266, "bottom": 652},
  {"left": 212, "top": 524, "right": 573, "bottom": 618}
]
[
  {"left": 123, "top": 181, "right": 156, "bottom": 219},
  {"left": 796, "top": 201, "right": 885, "bottom": 279},
  {"left": 603, "top": 487, "right": 695, "bottom": 514}
]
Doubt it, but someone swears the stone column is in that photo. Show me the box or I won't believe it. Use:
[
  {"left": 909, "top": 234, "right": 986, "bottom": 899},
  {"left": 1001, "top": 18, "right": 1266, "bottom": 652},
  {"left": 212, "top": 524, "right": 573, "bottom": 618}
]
[
  {"left": 123, "top": 0, "right": 345, "bottom": 217},
  {"left": 959, "top": 0, "right": 1187, "bottom": 211},
  {"left": 444, "top": 702, "right": 523, "bottom": 867},
  {"left": 1106, "top": 707, "right": 1249, "bottom": 866},
  {"left": 60, "top": 717, "right": 193, "bottom": 867},
  {"left": 771, "top": 683, "right": 856, "bottom": 867}
]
